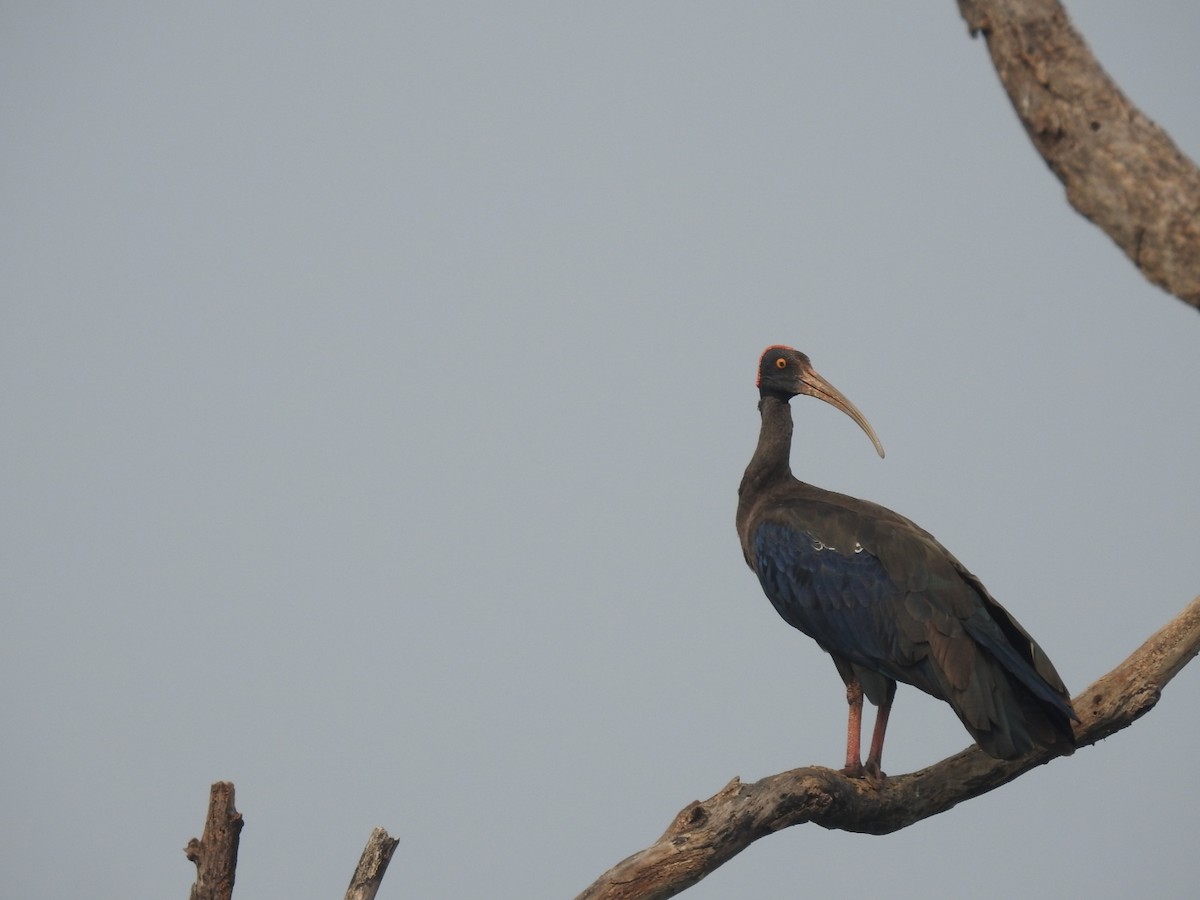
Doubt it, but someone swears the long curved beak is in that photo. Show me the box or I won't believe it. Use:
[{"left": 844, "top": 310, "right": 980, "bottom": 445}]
[{"left": 799, "top": 367, "right": 886, "bottom": 458}]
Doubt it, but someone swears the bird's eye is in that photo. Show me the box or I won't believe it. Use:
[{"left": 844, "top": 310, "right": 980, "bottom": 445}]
[{"left": 775, "top": 357, "right": 787, "bottom": 369}]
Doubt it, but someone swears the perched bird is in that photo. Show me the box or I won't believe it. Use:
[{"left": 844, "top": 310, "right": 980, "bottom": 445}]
[{"left": 736, "top": 345, "right": 1076, "bottom": 780}]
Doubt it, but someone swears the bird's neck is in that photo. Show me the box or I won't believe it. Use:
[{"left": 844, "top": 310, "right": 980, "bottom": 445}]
[{"left": 740, "top": 394, "right": 794, "bottom": 497}]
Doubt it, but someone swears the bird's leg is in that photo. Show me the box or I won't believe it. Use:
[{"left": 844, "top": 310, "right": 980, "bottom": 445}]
[
  {"left": 863, "top": 683, "right": 896, "bottom": 785},
  {"left": 840, "top": 676, "right": 865, "bottom": 777}
]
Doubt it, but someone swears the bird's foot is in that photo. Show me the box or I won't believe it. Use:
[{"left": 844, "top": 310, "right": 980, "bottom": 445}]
[{"left": 839, "top": 762, "right": 886, "bottom": 788}]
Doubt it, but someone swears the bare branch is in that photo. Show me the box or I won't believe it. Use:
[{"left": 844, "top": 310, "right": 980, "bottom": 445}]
[
  {"left": 576, "top": 595, "right": 1200, "bottom": 900},
  {"left": 185, "top": 782, "right": 243, "bottom": 900},
  {"left": 344, "top": 827, "right": 400, "bottom": 900},
  {"left": 957, "top": 0, "right": 1200, "bottom": 310}
]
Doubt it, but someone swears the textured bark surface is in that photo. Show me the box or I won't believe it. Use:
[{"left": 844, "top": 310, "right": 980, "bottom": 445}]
[
  {"left": 576, "top": 595, "right": 1200, "bottom": 900},
  {"left": 344, "top": 827, "right": 400, "bottom": 900},
  {"left": 957, "top": 0, "right": 1200, "bottom": 310},
  {"left": 184, "top": 782, "right": 243, "bottom": 900}
]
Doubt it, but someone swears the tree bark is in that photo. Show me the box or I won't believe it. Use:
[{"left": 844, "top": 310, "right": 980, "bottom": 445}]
[
  {"left": 957, "top": 0, "right": 1200, "bottom": 310},
  {"left": 576, "top": 594, "right": 1200, "bottom": 900},
  {"left": 184, "top": 782, "right": 243, "bottom": 900},
  {"left": 344, "top": 827, "right": 400, "bottom": 900}
]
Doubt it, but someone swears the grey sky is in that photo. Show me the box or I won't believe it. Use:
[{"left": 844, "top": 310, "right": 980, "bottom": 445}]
[{"left": 3, "top": 3, "right": 1198, "bottom": 898}]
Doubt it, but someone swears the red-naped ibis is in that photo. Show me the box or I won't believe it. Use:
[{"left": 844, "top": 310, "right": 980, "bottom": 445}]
[{"left": 736, "top": 345, "right": 1076, "bottom": 781}]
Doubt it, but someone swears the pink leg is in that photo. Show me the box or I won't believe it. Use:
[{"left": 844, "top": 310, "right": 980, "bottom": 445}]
[
  {"left": 841, "top": 677, "right": 864, "bottom": 776},
  {"left": 864, "top": 695, "right": 892, "bottom": 782}
]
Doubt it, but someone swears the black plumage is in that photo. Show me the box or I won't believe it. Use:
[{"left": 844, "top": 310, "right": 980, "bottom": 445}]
[{"left": 736, "top": 345, "right": 1076, "bottom": 779}]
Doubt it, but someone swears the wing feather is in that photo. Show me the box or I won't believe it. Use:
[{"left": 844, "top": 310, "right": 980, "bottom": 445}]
[{"left": 749, "top": 494, "right": 1075, "bottom": 758}]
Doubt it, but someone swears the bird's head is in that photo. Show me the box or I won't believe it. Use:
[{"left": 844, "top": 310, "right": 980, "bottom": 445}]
[{"left": 756, "top": 345, "right": 885, "bottom": 458}]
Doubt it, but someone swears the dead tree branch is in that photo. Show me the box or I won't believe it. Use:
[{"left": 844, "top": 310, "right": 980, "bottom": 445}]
[
  {"left": 344, "top": 827, "right": 400, "bottom": 900},
  {"left": 576, "top": 594, "right": 1200, "bottom": 900},
  {"left": 184, "top": 782, "right": 243, "bottom": 900},
  {"left": 956, "top": 0, "right": 1200, "bottom": 310}
]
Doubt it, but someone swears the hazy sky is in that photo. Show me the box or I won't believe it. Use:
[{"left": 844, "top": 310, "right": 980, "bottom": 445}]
[{"left": 4, "top": 3, "right": 1198, "bottom": 898}]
